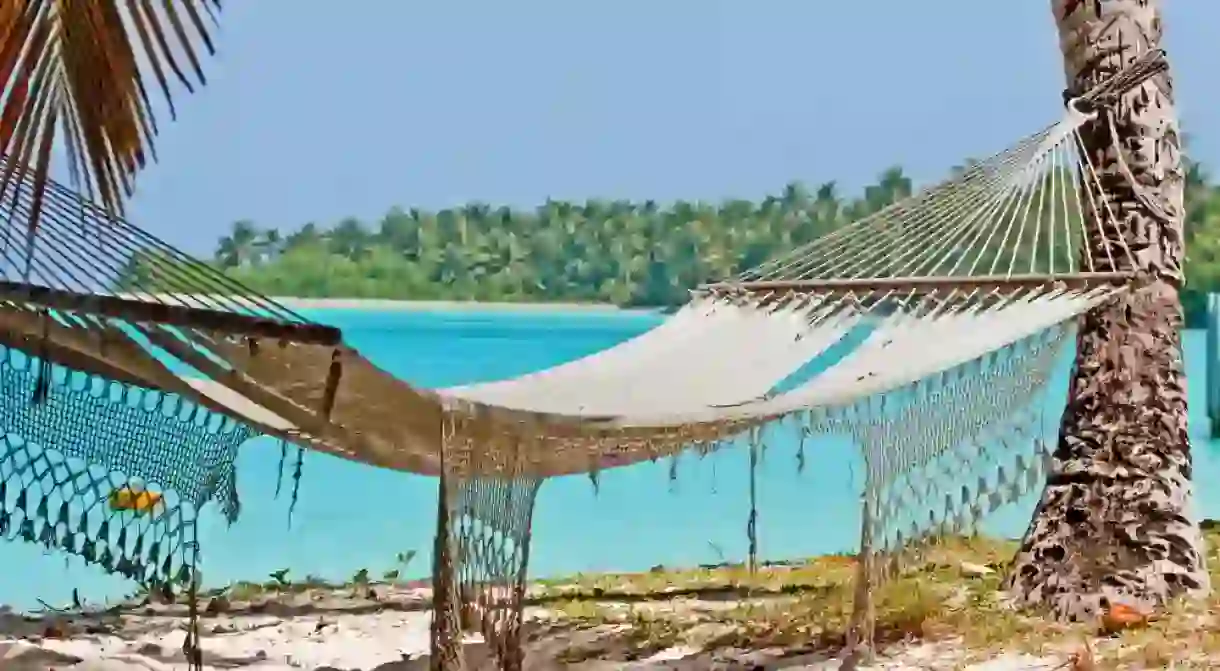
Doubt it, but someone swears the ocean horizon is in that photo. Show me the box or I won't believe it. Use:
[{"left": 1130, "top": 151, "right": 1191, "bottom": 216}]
[{"left": 10, "top": 305, "right": 1220, "bottom": 612}]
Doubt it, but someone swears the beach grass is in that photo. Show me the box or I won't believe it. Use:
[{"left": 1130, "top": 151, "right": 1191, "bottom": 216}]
[
  {"left": 174, "top": 530, "right": 1220, "bottom": 667},
  {"left": 527, "top": 531, "right": 1220, "bottom": 667}
]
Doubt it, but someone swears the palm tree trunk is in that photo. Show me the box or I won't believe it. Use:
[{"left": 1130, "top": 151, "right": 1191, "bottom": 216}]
[{"left": 1006, "top": 0, "right": 1209, "bottom": 620}]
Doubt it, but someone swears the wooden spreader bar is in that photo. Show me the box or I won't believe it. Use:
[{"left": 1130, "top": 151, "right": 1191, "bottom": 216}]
[
  {"left": 0, "top": 279, "right": 342, "bottom": 345},
  {"left": 701, "top": 271, "right": 1137, "bottom": 296}
]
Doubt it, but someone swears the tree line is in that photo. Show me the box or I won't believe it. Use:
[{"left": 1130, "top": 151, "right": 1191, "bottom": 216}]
[{"left": 121, "top": 161, "right": 1220, "bottom": 326}]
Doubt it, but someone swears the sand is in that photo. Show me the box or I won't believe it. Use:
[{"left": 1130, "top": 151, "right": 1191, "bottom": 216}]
[
  {"left": 4, "top": 612, "right": 434, "bottom": 670},
  {"left": 111, "top": 290, "right": 660, "bottom": 316},
  {"left": 0, "top": 585, "right": 438, "bottom": 671},
  {"left": 272, "top": 297, "right": 658, "bottom": 315},
  {"left": 0, "top": 584, "right": 1075, "bottom": 671},
  {"left": 0, "top": 621, "right": 1068, "bottom": 671}
]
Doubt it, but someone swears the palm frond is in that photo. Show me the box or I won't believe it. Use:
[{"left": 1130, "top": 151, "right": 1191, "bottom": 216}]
[{"left": 0, "top": 0, "right": 221, "bottom": 231}]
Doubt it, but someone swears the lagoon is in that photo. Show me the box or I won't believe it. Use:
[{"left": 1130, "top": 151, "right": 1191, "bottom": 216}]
[{"left": 9, "top": 307, "right": 1220, "bottom": 611}]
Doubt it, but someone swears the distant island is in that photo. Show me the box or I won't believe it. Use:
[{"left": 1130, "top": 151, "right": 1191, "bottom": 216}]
[{"left": 120, "top": 163, "right": 1220, "bottom": 326}]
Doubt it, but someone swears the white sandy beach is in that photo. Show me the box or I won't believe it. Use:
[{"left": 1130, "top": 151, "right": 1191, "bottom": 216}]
[
  {"left": 0, "top": 582, "right": 1105, "bottom": 671},
  {"left": 111, "top": 291, "right": 661, "bottom": 316},
  {"left": 5, "top": 612, "right": 436, "bottom": 670},
  {"left": 273, "top": 297, "right": 660, "bottom": 315},
  {"left": 0, "top": 610, "right": 1071, "bottom": 671}
]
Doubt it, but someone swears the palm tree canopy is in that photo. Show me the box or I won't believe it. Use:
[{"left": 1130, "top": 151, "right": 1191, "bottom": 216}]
[{"left": 0, "top": 0, "right": 220, "bottom": 229}]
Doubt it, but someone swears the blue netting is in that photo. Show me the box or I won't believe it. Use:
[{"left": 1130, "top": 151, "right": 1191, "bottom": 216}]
[{"left": 0, "top": 344, "right": 254, "bottom": 589}]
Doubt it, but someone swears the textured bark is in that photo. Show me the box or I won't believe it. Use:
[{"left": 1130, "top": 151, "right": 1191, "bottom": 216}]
[{"left": 1006, "top": 0, "right": 1209, "bottom": 620}]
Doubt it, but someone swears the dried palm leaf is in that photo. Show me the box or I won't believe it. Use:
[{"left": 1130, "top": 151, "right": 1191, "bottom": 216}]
[{"left": 0, "top": 0, "right": 220, "bottom": 231}]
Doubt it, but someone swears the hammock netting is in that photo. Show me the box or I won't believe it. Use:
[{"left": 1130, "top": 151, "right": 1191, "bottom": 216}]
[
  {"left": 850, "top": 324, "right": 1069, "bottom": 554},
  {"left": 431, "top": 417, "right": 541, "bottom": 670},
  {"left": 0, "top": 341, "right": 253, "bottom": 664},
  {"left": 0, "top": 51, "right": 1166, "bottom": 670},
  {"left": 0, "top": 341, "right": 252, "bottom": 567}
]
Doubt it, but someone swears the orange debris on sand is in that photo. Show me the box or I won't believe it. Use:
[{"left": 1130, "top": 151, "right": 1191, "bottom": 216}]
[{"left": 1100, "top": 602, "right": 1149, "bottom": 635}]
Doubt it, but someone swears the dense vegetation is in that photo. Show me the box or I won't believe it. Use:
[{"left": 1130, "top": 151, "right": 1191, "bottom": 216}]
[{"left": 125, "top": 161, "right": 1220, "bottom": 325}]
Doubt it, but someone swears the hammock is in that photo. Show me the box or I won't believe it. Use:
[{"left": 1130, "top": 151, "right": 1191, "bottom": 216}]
[
  {"left": 149, "top": 101, "right": 1128, "bottom": 473},
  {"left": 0, "top": 49, "right": 1166, "bottom": 671}
]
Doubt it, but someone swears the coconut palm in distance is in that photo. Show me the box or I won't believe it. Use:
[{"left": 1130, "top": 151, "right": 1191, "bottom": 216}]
[
  {"left": 1007, "top": 0, "right": 1210, "bottom": 619},
  {"left": 0, "top": 1, "right": 221, "bottom": 229}
]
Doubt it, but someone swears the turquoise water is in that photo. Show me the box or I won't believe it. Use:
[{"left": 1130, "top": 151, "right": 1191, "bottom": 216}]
[{"left": 10, "top": 309, "right": 1220, "bottom": 610}]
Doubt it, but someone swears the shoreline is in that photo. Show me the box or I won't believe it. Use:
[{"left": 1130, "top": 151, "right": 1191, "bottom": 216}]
[
  {"left": 113, "top": 291, "right": 664, "bottom": 315},
  {"left": 274, "top": 296, "right": 662, "bottom": 315}
]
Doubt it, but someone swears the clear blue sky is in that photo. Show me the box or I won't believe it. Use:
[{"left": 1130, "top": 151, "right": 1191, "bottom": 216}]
[{"left": 122, "top": 0, "right": 1220, "bottom": 256}]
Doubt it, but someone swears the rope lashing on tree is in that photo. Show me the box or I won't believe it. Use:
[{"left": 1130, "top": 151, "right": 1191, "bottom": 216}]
[
  {"left": 1062, "top": 48, "right": 1169, "bottom": 113},
  {"left": 1063, "top": 47, "right": 1177, "bottom": 230}
]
